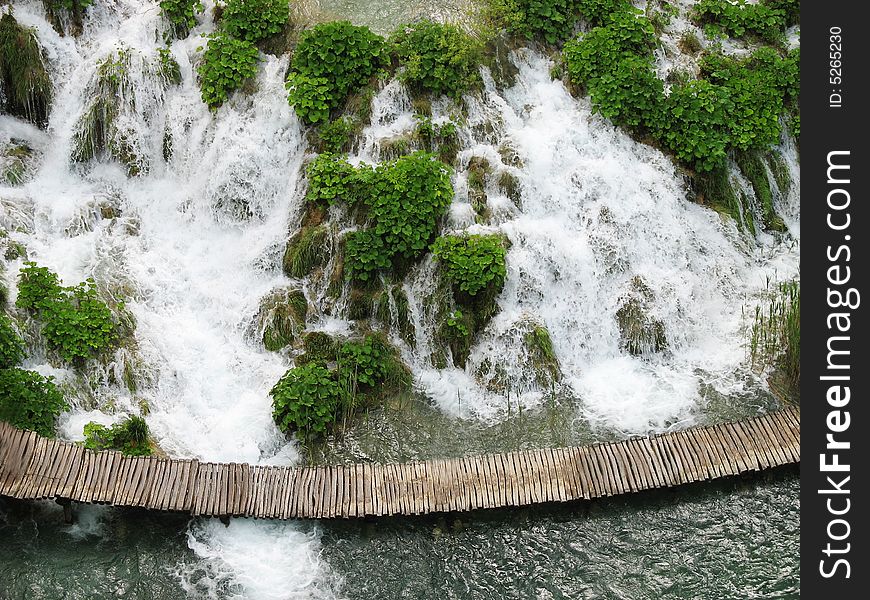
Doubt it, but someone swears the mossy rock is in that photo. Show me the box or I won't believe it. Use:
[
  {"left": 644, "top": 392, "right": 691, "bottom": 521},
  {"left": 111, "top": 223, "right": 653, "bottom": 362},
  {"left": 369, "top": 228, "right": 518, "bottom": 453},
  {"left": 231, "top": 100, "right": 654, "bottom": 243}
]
[
  {"left": 295, "top": 331, "right": 340, "bottom": 366},
  {"left": 0, "top": 14, "right": 52, "bottom": 127},
  {"left": 467, "top": 156, "right": 491, "bottom": 219},
  {"left": 1, "top": 140, "right": 36, "bottom": 185},
  {"left": 438, "top": 308, "right": 475, "bottom": 369},
  {"left": 256, "top": 287, "right": 308, "bottom": 351},
  {"left": 497, "top": 142, "right": 524, "bottom": 169},
  {"left": 346, "top": 287, "right": 376, "bottom": 321},
  {"left": 522, "top": 323, "right": 561, "bottom": 387},
  {"left": 691, "top": 166, "right": 755, "bottom": 235},
  {"left": 496, "top": 171, "right": 522, "bottom": 207},
  {"left": 735, "top": 150, "right": 786, "bottom": 233},
  {"left": 615, "top": 277, "right": 668, "bottom": 356},
  {"left": 373, "top": 285, "right": 416, "bottom": 348},
  {"left": 379, "top": 134, "right": 417, "bottom": 162},
  {"left": 283, "top": 224, "right": 330, "bottom": 279},
  {"left": 481, "top": 35, "right": 520, "bottom": 89},
  {"left": 41, "top": 0, "right": 87, "bottom": 37},
  {"left": 473, "top": 318, "right": 561, "bottom": 394}
]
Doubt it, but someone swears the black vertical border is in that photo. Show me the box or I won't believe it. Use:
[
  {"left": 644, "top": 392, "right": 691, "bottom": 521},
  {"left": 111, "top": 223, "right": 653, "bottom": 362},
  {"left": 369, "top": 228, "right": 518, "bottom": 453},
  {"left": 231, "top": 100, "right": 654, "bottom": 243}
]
[{"left": 802, "top": 0, "right": 869, "bottom": 596}]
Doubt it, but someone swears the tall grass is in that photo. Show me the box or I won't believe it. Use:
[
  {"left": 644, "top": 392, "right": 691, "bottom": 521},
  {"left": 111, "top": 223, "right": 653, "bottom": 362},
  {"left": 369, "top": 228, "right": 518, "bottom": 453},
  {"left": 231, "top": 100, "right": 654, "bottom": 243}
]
[{"left": 750, "top": 279, "right": 800, "bottom": 398}]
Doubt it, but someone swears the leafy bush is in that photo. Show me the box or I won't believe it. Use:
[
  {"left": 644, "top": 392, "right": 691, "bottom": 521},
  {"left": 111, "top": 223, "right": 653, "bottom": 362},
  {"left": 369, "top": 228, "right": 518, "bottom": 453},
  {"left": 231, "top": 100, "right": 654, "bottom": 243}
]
[
  {"left": 346, "top": 152, "right": 453, "bottom": 282},
  {"left": 287, "top": 21, "right": 387, "bottom": 125},
  {"left": 576, "top": 0, "right": 631, "bottom": 24},
  {"left": 763, "top": 0, "right": 799, "bottom": 26},
  {"left": 304, "top": 153, "right": 357, "bottom": 206},
  {"left": 0, "top": 314, "right": 26, "bottom": 369},
  {"left": 660, "top": 80, "right": 731, "bottom": 172},
  {"left": 83, "top": 415, "right": 152, "bottom": 456},
  {"left": 271, "top": 362, "right": 341, "bottom": 440},
  {"left": 159, "top": 0, "right": 202, "bottom": 32},
  {"left": 0, "top": 368, "right": 68, "bottom": 437},
  {"left": 338, "top": 336, "right": 389, "bottom": 389},
  {"left": 693, "top": 0, "right": 787, "bottom": 43},
  {"left": 390, "top": 20, "right": 481, "bottom": 98},
  {"left": 197, "top": 32, "right": 260, "bottom": 109},
  {"left": 432, "top": 234, "right": 508, "bottom": 298},
  {"left": 221, "top": 0, "right": 289, "bottom": 43},
  {"left": 317, "top": 116, "right": 356, "bottom": 154},
  {"left": 17, "top": 263, "right": 118, "bottom": 363},
  {"left": 585, "top": 54, "right": 664, "bottom": 130},
  {"left": 486, "top": 0, "right": 578, "bottom": 45}
]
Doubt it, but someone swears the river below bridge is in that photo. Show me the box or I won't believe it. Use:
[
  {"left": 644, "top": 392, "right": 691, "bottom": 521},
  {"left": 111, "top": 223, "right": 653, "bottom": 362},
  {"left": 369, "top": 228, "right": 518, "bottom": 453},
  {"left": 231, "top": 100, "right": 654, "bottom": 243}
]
[{"left": 0, "top": 468, "right": 798, "bottom": 599}]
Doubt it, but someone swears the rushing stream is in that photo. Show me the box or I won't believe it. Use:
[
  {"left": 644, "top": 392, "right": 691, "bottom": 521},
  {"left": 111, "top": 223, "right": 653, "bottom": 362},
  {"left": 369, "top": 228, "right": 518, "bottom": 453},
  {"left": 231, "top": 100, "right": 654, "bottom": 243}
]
[{"left": 1, "top": 0, "right": 798, "bottom": 598}]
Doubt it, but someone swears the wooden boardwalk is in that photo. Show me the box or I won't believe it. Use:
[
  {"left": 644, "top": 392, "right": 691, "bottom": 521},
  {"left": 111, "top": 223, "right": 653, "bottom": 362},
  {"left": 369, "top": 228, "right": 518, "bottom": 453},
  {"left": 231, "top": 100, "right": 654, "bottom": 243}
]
[{"left": 0, "top": 407, "right": 799, "bottom": 519}]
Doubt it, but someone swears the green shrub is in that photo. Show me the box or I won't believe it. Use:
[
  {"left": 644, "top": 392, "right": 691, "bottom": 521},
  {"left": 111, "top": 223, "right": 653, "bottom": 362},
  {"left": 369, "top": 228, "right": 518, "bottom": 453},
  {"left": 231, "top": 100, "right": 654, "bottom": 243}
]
[
  {"left": 563, "top": 8, "right": 657, "bottom": 87},
  {"left": 0, "top": 368, "right": 68, "bottom": 437},
  {"left": 336, "top": 333, "right": 411, "bottom": 406},
  {"left": 47, "top": 0, "right": 94, "bottom": 10},
  {"left": 83, "top": 415, "right": 152, "bottom": 456},
  {"left": 0, "top": 13, "right": 53, "bottom": 126},
  {"left": 763, "top": 0, "right": 799, "bottom": 26},
  {"left": 432, "top": 234, "right": 508, "bottom": 298},
  {"left": 576, "top": 0, "right": 631, "bottom": 24},
  {"left": 585, "top": 54, "right": 664, "bottom": 130},
  {"left": 345, "top": 152, "right": 453, "bottom": 282},
  {"left": 221, "top": 0, "right": 289, "bottom": 43},
  {"left": 0, "top": 314, "right": 26, "bottom": 369},
  {"left": 287, "top": 21, "right": 388, "bottom": 125},
  {"left": 304, "top": 153, "right": 357, "bottom": 206},
  {"left": 17, "top": 263, "right": 119, "bottom": 364},
  {"left": 271, "top": 362, "right": 341, "bottom": 440},
  {"left": 159, "top": 0, "right": 202, "bottom": 36},
  {"left": 486, "top": 0, "right": 578, "bottom": 45},
  {"left": 317, "top": 117, "right": 356, "bottom": 154},
  {"left": 415, "top": 115, "right": 460, "bottom": 163},
  {"left": 693, "top": 0, "right": 786, "bottom": 43},
  {"left": 390, "top": 20, "right": 481, "bottom": 98},
  {"left": 660, "top": 79, "right": 731, "bottom": 172},
  {"left": 197, "top": 32, "right": 260, "bottom": 109}
]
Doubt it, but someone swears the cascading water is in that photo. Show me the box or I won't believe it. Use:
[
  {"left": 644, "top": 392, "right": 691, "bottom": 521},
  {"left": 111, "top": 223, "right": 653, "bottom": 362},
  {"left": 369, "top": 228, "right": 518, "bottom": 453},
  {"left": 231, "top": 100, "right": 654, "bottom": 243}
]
[{"left": 0, "top": 1, "right": 798, "bottom": 598}]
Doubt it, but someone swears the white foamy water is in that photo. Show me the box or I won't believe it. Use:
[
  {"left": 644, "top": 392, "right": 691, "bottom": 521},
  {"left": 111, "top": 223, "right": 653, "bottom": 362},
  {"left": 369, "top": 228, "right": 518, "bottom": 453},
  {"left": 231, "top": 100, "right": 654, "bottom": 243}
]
[
  {"left": 2, "top": 1, "right": 798, "bottom": 597},
  {"left": 2, "top": 1, "right": 336, "bottom": 597}
]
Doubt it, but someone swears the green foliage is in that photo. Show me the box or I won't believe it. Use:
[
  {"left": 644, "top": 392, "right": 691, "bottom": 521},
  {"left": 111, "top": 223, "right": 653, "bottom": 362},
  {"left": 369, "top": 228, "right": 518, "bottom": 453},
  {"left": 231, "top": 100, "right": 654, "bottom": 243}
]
[
  {"left": 576, "top": 0, "right": 631, "bottom": 25},
  {"left": 287, "top": 21, "right": 387, "bottom": 125},
  {"left": 345, "top": 152, "right": 453, "bottom": 282},
  {"left": 304, "top": 153, "right": 357, "bottom": 206},
  {"left": 693, "top": 0, "right": 787, "bottom": 43},
  {"left": 585, "top": 54, "right": 664, "bottom": 130},
  {"left": 763, "top": 0, "right": 799, "bottom": 26},
  {"left": 271, "top": 362, "right": 341, "bottom": 440},
  {"left": 47, "top": 0, "right": 94, "bottom": 10},
  {"left": 159, "top": 0, "right": 202, "bottom": 32},
  {"left": 390, "top": 20, "right": 481, "bottom": 98},
  {"left": 445, "top": 309, "right": 470, "bottom": 338},
  {"left": 317, "top": 117, "right": 356, "bottom": 154},
  {"left": 660, "top": 79, "right": 731, "bottom": 172},
  {"left": 338, "top": 335, "right": 389, "bottom": 389},
  {"left": 0, "top": 314, "right": 26, "bottom": 369},
  {"left": 83, "top": 415, "right": 152, "bottom": 456},
  {"left": 197, "top": 32, "right": 260, "bottom": 109},
  {"left": 751, "top": 279, "right": 799, "bottom": 397},
  {"left": 0, "top": 368, "right": 68, "bottom": 438},
  {"left": 221, "top": 0, "right": 289, "bottom": 42},
  {"left": 282, "top": 225, "right": 329, "bottom": 278},
  {"left": 0, "top": 13, "right": 52, "bottom": 126},
  {"left": 17, "top": 263, "right": 119, "bottom": 364},
  {"left": 432, "top": 234, "right": 508, "bottom": 298},
  {"left": 486, "top": 0, "right": 578, "bottom": 45}
]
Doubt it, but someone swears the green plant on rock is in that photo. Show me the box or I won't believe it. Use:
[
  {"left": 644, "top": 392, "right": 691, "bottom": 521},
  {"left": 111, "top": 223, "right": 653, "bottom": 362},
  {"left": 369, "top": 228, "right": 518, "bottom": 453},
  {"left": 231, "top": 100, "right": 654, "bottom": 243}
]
[
  {"left": 576, "top": 0, "right": 631, "bottom": 25},
  {"left": 82, "top": 415, "right": 152, "bottom": 456},
  {"left": 316, "top": 116, "right": 356, "bottom": 154},
  {"left": 283, "top": 225, "right": 330, "bottom": 278},
  {"left": 16, "top": 263, "right": 119, "bottom": 364},
  {"left": 47, "top": 0, "right": 94, "bottom": 10},
  {"left": 221, "top": 0, "right": 289, "bottom": 43},
  {"left": 432, "top": 234, "right": 508, "bottom": 298},
  {"left": 660, "top": 79, "right": 731, "bottom": 172},
  {"left": 390, "top": 20, "right": 481, "bottom": 99},
  {"left": 345, "top": 152, "right": 453, "bottom": 282},
  {"left": 336, "top": 333, "right": 411, "bottom": 407},
  {"left": 0, "top": 13, "right": 53, "bottom": 127},
  {"left": 160, "top": 0, "right": 202, "bottom": 38},
  {"left": 693, "top": 0, "right": 787, "bottom": 43},
  {"left": 287, "top": 21, "right": 388, "bottom": 125},
  {"left": 197, "top": 32, "right": 260, "bottom": 109},
  {"left": 415, "top": 115, "right": 460, "bottom": 164},
  {"left": 271, "top": 362, "right": 341, "bottom": 440},
  {"left": 0, "top": 314, "right": 26, "bottom": 369},
  {"left": 295, "top": 331, "right": 340, "bottom": 366},
  {"left": 0, "top": 368, "right": 68, "bottom": 438},
  {"left": 485, "top": 0, "right": 578, "bottom": 45},
  {"left": 304, "top": 153, "right": 357, "bottom": 206},
  {"left": 586, "top": 54, "right": 664, "bottom": 130}
]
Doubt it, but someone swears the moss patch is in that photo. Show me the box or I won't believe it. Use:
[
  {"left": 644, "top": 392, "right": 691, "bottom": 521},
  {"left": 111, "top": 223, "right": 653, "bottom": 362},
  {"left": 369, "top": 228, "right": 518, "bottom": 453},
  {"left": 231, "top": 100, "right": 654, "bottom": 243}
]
[
  {"left": 1, "top": 140, "right": 35, "bottom": 185},
  {"left": 282, "top": 224, "right": 330, "bottom": 278},
  {"left": 691, "top": 166, "right": 755, "bottom": 235},
  {"left": 295, "top": 331, "right": 340, "bottom": 366},
  {"left": 0, "top": 13, "right": 52, "bottom": 127},
  {"left": 615, "top": 277, "right": 668, "bottom": 356},
  {"left": 735, "top": 150, "right": 785, "bottom": 232},
  {"left": 256, "top": 287, "right": 308, "bottom": 351}
]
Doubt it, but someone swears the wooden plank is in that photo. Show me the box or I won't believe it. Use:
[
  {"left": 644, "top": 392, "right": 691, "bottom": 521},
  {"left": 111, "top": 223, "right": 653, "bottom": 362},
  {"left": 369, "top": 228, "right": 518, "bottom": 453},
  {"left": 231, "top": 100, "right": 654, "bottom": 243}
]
[
  {"left": 698, "top": 425, "right": 732, "bottom": 477},
  {"left": 672, "top": 432, "right": 699, "bottom": 483}
]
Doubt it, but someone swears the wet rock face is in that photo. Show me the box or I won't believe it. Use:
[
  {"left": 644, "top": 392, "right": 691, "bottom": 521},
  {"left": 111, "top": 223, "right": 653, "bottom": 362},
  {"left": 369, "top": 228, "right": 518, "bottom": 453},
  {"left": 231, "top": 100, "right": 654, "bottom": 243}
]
[
  {"left": 255, "top": 287, "right": 308, "bottom": 351},
  {"left": 615, "top": 277, "right": 668, "bottom": 357},
  {"left": 1, "top": 140, "right": 36, "bottom": 185},
  {"left": 0, "top": 13, "right": 52, "bottom": 127}
]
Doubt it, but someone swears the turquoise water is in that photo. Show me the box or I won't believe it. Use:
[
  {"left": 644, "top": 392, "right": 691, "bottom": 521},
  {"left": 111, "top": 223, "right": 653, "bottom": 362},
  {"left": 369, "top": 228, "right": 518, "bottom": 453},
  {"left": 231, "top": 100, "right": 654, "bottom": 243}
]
[{"left": 0, "top": 468, "right": 799, "bottom": 599}]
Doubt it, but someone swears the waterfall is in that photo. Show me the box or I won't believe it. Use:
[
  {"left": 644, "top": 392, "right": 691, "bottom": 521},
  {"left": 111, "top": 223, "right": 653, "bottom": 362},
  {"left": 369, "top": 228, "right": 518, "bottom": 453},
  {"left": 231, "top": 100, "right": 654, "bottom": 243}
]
[{"left": 0, "top": 1, "right": 798, "bottom": 597}]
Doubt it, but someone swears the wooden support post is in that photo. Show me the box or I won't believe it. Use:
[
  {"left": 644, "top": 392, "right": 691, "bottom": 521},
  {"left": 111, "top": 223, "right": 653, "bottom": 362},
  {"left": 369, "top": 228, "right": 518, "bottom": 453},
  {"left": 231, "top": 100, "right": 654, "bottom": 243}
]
[{"left": 55, "top": 497, "right": 73, "bottom": 524}]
